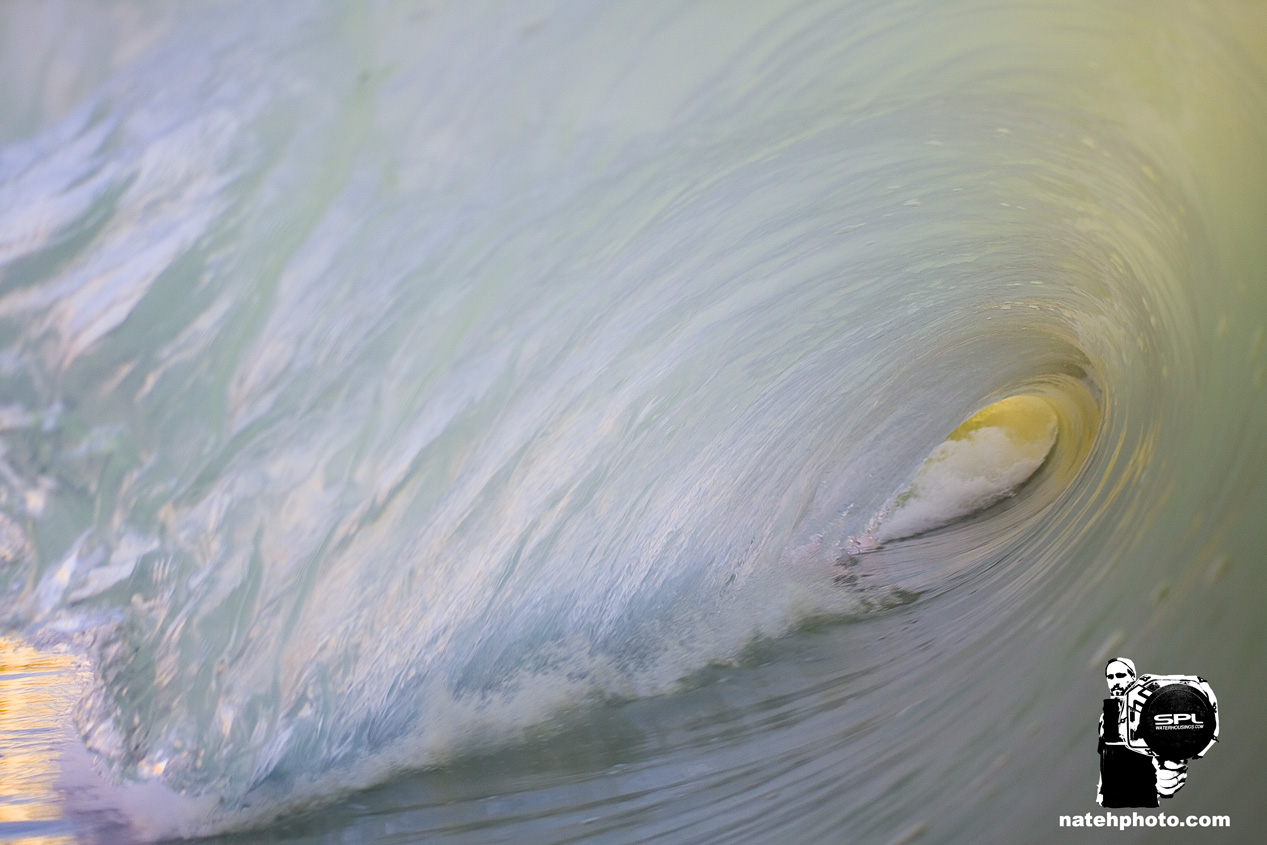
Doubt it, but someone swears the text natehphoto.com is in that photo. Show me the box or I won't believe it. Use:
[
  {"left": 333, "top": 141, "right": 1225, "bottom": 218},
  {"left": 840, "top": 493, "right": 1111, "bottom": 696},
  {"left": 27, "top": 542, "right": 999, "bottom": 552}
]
[{"left": 1059, "top": 812, "right": 1230, "bottom": 829}]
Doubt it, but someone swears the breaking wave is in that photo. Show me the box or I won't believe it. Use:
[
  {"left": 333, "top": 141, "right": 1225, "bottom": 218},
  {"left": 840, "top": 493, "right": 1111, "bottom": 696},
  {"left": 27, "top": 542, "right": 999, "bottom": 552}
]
[{"left": 1, "top": 1, "right": 1265, "bottom": 840}]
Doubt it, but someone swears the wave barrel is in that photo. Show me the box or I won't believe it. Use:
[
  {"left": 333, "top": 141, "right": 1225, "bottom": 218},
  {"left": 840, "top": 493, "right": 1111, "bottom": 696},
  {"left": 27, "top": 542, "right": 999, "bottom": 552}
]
[{"left": 848, "top": 394, "right": 1059, "bottom": 552}]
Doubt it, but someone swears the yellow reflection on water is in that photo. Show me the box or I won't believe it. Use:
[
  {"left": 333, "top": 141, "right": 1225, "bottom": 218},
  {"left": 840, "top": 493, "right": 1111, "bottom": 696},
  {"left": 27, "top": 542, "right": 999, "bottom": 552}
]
[{"left": 0, "top": 637, "right": 84, "bottom": 845}]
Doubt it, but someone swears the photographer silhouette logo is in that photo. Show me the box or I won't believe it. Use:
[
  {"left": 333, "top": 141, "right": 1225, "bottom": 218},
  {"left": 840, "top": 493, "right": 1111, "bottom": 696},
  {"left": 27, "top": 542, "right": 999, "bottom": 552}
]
[{"left": 1097, "top": 657, "right": 1219, "bottom": 808}]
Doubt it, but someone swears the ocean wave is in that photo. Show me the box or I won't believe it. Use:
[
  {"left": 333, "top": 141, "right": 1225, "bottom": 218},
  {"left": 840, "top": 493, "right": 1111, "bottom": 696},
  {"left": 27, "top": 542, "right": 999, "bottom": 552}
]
[{"left": 2, "top": 1, "right": 1266, "bottom": 839}]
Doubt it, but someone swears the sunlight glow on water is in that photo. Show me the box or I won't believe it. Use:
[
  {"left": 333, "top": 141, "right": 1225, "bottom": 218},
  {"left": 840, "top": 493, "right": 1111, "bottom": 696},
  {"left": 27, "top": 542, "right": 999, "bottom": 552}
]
[{"left": 0, "top": 639, "right": 82, "bottom": 845}]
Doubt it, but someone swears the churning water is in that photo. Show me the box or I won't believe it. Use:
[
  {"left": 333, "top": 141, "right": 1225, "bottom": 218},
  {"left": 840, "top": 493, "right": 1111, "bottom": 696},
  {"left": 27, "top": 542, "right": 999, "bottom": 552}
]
[{"left": 1, "top": 1, "right": 1265, "bottom": 842}]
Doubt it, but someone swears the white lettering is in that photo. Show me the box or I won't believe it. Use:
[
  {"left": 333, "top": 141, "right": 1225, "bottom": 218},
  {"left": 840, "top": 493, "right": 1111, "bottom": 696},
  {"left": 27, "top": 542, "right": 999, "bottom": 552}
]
[
  {"left": 1154, "top": 712, "right": 1202, "bottom": 726},
  {"left": 1060, "top": 812, "right": 1230, "bottom": 829}
]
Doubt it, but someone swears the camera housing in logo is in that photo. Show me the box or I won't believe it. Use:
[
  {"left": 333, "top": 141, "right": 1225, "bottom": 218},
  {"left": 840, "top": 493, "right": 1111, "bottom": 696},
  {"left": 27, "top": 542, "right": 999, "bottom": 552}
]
[{"left": 1116, "top": 675, "right": 1219, "bottom": 762}]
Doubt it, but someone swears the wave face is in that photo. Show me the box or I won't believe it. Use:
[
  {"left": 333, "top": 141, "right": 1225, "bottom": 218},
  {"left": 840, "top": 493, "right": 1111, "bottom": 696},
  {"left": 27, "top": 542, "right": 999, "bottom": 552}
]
[{"left": 2, "top": 1, "right": 1266, "bottom": 840}]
